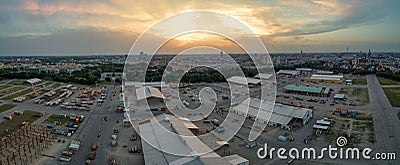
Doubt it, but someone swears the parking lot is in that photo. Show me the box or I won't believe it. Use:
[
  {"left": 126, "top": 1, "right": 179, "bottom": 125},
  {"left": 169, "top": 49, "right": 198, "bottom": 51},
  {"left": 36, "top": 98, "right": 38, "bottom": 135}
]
[{"left": 0, "top": 79, "right": 141, "bottom": 164}]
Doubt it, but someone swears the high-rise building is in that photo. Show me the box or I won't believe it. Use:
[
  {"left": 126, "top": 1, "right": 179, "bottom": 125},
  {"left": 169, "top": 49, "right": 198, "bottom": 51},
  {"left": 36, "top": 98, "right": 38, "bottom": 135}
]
[
  {"left": 275, "top": 56, "right": 281, "bottom": 65},
  {"left": 367, "top": 49, "right": 372, "bottom": 63}
]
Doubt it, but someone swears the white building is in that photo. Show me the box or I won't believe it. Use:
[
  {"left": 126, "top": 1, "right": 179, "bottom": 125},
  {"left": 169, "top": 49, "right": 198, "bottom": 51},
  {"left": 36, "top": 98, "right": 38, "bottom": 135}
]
[
  {"left": 233, "top": 98, "right": 313, "bottom": 130},
  {"left": 276, "top": 70, "right": 300, "bottom": 77},
  {"left": 254, "top": 73, "right": 273, "bottom": 80},
  {"left": 227, "top": 76, "right": 261, "bottom": 87},
  {"left": 26, "top": 78, "right": 41, "bottom": 85},
  {"left": 139, "top": 114, "right": 249, "bottom": 165}
]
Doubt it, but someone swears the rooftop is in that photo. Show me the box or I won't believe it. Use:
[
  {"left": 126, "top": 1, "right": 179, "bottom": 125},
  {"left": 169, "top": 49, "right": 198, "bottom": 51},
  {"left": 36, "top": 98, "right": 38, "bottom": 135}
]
[
  {"left": 139, "top": 114, "right": 248, "bottom": 165},
  {"left": 254, "top": 73, "right": 273, "bottom": 80},
  {"left": 227, "top": 76, "right": 261, "bottom": 85},
  {"left": 135, "top": 86, "right": 165, "bottom": 101},
  {"left": 283, "top": 84, "right": 323, "bottom": 94},
  {"left": 125, "top": 81, "right": 166, "bottom": 88},
  {"left": 277, "top": 70, "right": 300, "bottom": 75},
  {"left": 233, "top": 98, "right": 312, "bottom": 126},
  {"left": 310, "top": 74, "right": 344, "bottom": 81},
  {"left": 296, "top": 68, "right": 312, "bottom": 71}
]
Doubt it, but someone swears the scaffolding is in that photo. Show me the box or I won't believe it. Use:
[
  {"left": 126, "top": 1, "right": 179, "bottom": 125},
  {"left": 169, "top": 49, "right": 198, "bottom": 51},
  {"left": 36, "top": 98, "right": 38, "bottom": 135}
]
[{"left": 0, "top": 124, "right": 56, "bottom": 165}]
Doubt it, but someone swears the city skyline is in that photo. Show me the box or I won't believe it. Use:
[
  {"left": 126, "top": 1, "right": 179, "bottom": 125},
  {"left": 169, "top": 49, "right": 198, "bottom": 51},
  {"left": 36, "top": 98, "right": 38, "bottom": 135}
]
[{"left": 0, "top": 0, "right": 399, "bottom": 55}]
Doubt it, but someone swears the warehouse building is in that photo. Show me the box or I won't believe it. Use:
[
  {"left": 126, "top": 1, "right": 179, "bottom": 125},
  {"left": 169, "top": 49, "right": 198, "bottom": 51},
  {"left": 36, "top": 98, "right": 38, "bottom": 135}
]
[
  {"left": 26, "top": 78, "right": 41, "bottom": 85},
  {"left": 139, "top": 114, "right": 249, "bottom": 165},
  {"left": 316, "top": 70, "right": 334, "bottom": 75},
  {"left": 232, "top": 98, "right": 313, "bottom": 130},
  {"left": 296, "top": 68, "right": 312, "bottom": 74},
  {"left": 283, "top": 84, "right": 331, "bottom": 97},
  {"left": 125, "top": 81, "right": 166, "bottom": 89},
  {"left": 254, "top": 73, "right": 273, "bottom": 80},
  {"left": 136, "top": 86, "right": 165, "bottom": 101},
  {"left": 308, "top": 74, "right": 344, "bottom": 83},
  {"left": 333, "top": 93, "right": 346, "bottom": 100},
  {"left": 276, "top": 70, "right": 300, "bottom": 77},
  {"left": 227, "top": 76, "right": 261, "bottom": 88}
]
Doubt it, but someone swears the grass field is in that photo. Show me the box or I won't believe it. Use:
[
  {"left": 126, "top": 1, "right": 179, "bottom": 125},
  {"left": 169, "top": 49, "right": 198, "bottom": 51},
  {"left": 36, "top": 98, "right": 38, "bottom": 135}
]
[
  {"left": 0, "top": 104, "right": 17, "bottom": 113},
  {"left": 43, "top": 81, "right": 53, "bottom": 87},
  {"left": 1, "top": 88, "right": 33, "bottom": 100},
  {"left": 383, "top": 88, "right": 400, "bottom": 107},
  {"left": 7, "top": 79, "right": 27, "bottom": 85},
  {"left": 0, "top": 110, "right": 39, "bottom": 139},
  {"left": 378, "top": 77, "right": 399, "bottom": 85},
  {"left": 0, "top": 86, "right": 26, "bottom": 95},
  {"left": 349, "top": 88, "right": 370, "bottom": 105},
  {"left": 0, "top": 85, "right": 11, "bottom": 90},
  {"left": 44, "top": 114, "right": 72, "bottom": 126},
  {"left": 352, "top": 78, "right": 367, "bottom": 85},
  {"left": 49, "top": 83, "right": 61, "bottom": 89}
]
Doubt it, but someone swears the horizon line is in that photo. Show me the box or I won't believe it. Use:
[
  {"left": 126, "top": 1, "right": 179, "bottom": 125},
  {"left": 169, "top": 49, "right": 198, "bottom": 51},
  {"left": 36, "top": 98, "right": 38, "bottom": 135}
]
[{"left": 0, "top": 51, "right": 399, "bottom": 57}]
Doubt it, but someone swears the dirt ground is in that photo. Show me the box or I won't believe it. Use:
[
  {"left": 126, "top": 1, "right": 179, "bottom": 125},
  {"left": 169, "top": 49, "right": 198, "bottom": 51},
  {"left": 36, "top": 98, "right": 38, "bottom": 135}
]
[{"left": 312, "top": 111, "right": 375, "bottom": 149}]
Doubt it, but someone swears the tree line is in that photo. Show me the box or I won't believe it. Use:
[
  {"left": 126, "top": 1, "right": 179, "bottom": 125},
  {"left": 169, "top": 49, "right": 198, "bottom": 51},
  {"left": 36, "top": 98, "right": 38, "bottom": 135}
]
[{"left": 0, "top": 64, "right": 124, "bottom": 85}]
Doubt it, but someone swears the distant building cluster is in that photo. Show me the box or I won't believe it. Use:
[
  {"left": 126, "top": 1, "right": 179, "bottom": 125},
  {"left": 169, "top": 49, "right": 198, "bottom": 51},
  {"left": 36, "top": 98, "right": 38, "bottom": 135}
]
[
  {"left": 0, "top": 56, "right": 126, "bottom": 75},
  {"left": 271, "top": 50, "right": 400, "bottom": 73}
]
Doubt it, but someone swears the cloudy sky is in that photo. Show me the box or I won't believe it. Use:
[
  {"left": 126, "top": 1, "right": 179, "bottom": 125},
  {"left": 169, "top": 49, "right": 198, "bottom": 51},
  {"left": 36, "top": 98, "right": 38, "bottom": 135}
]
[{"left": 0, "top": 0, "right": 399, "bottom": 55}]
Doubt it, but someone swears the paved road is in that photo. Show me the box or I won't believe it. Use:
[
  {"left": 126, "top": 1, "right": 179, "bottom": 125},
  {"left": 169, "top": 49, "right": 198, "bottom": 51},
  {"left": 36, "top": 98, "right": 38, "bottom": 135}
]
[
  {"left": 69, "top": 85, "right": 123, "bottom": 165},
  {"left": 366, "top": 75, "right": 400, "bottom": 154}
]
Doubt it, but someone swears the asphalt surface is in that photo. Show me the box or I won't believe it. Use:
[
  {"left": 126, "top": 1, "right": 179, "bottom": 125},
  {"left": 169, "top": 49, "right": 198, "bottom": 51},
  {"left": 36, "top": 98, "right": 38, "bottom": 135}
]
[
  {"left": 69, "top": 85, "right": 123, "bottom": 165},
  {"left": 366, "top": 75, "right": 400, "bottom": 154}
]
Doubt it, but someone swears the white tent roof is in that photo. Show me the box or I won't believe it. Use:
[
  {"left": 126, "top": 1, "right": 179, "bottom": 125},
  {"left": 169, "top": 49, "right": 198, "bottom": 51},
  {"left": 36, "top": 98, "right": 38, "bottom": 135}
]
[
  {"left": 26, "top": 78, "right": 41, "bottom": 84},
  {"left": 233, "top": 98, "right": 312, "bottom": 126},
  {"left": 125, "top": 81, "right": 166, "bottom": 88},
  {"left": 334, "top": 94, "right": 345, "bottom": 99},
  {"left": 227, "top": 76, "right": 261, "bottom": 86},
  {"left": 254, "top": 73, "right": 273, "bottom": 80},
  {"left": 136, "top": 86, "right": 165, "bottom": 101},
  {"left": 310, "top": 74, "right": 343, "bottom": 81},
  {"left": 139, "top": 114, "right": 224, "bottom": 165},
  {"left": 277, "top": 70, "right": 300, "bottom": 76},
  {"left": 296, "top": 68, "right": 312, "bottom": 72}
]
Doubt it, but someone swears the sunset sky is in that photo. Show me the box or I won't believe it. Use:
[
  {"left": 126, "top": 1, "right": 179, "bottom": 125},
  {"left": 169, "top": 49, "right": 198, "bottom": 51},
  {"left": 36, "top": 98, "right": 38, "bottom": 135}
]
[{"left": 0, "top": 0, "right": 399, "bottom": 55}]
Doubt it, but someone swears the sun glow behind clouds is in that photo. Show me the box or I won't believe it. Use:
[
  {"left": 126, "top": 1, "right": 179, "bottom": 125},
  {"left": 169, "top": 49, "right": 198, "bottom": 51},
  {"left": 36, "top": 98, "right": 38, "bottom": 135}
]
[{"left": 0, "top": 0, "right": 399, "bottom": 54}]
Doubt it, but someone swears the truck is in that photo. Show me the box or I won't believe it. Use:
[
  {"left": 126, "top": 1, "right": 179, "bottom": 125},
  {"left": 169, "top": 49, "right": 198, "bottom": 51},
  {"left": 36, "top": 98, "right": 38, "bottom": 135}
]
[
  {"left": 116, "top": 106, "right": 124, "bottom": 113},
  {"left": 130, "top": 133, "right": 137, "bottom": 141},
  {"left": 129, "top": 146, "right": 138, "bottom": 153},
  {"left": 246, "top": 141, "right": 257, "bottom": 148},
  {"left": 46, "top": 124, "right": 55, "bottom": 129},
  {"left": 212, "top": 119, "right": 219, "bottom": 126},
  {"left": 69, "top": 114, "right": 77, "bottom": 120},
  {"left": 69, "top": 144, "right": 80, "bottom": 151},
  {"left": 55, "top": 129, "right": 65, "bottom": 135},
  {"left": 216, "top": 127, "right": 225, "bottom": 133},
  {"left": 62, "top": 149, "right": 74, "bottom": 157},
  {"left": 111, "top": 140, "right": 117, "bottom": 147},
  {"left": 278, "top": 135, "right": 287, "bottom": 142}
]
